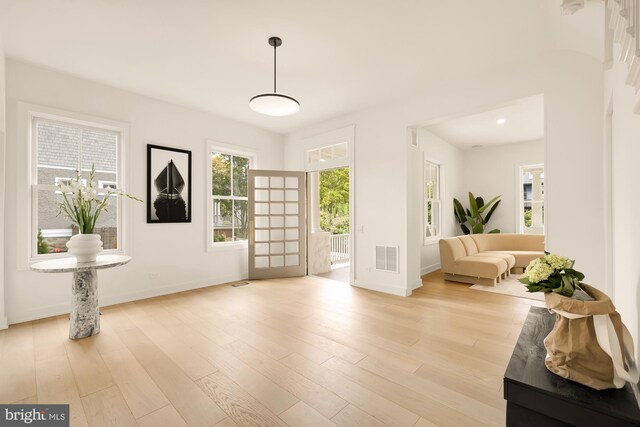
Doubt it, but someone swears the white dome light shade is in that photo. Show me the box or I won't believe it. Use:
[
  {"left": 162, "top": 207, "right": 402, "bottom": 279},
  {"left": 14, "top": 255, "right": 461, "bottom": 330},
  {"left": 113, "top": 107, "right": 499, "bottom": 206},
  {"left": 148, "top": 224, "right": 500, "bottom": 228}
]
[{"left": 249, "top": 93, "right": 300, "bottom": 116}]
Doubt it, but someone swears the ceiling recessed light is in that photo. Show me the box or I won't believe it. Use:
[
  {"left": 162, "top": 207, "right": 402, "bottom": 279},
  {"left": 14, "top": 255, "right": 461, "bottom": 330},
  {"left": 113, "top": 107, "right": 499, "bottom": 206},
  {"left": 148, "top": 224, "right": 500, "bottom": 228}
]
[{"left": 497, "top": 118, "right": 506, "bottom": 125}]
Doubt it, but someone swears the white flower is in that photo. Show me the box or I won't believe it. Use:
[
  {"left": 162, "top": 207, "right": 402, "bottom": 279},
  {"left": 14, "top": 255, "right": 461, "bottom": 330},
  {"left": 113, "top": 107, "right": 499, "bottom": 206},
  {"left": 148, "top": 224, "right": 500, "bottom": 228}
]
[
  {"left": 544, "top": 253, "right": 573, "bottom": 270},
  {"left": 523, "top": 258, "right": 554, "bottom": 283}
]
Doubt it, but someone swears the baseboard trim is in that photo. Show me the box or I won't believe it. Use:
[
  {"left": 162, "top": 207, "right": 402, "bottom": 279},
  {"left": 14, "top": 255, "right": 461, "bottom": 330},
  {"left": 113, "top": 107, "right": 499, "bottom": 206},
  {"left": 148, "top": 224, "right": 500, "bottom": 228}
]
[
  {"left": 6, "top": 273, "right": 247, "bottom": 325},
  {"left": 353, "top": 279, "right": 411, "bottom": 297},
  {"left": 421, "top": 263, "right": 440, "bottom": 276},
  {"left": 410, "top": 278, "right": 423, "bottom": 292}
]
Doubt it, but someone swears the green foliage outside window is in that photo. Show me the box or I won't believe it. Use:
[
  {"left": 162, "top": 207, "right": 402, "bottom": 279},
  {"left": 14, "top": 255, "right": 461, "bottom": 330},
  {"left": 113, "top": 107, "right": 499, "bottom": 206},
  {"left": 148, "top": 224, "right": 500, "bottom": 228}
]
[
  {"left": 37, "top": 228, "right": 50, "bottom": 254},
  {"left": 211, "top": 153, "right": 250, "bottom": 242},
  {"left": 319, "top": 168, "right": 350, "bottom": 235}
]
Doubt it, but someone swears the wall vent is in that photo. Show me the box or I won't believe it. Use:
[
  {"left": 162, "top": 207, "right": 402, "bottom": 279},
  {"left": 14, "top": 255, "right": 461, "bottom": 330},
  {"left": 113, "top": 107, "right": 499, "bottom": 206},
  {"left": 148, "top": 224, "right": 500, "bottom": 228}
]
[
  {"left": 408, "top": 128, "right": 418, "bottom": 148},
  {"left": 375, "top": 246, "right": 399, "bottom": 272}
]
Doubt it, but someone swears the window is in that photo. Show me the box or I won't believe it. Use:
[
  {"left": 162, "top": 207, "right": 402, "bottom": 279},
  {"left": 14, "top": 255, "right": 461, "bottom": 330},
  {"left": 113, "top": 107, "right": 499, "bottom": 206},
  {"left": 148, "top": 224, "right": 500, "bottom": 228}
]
[
  {"left": 519, "top": 164, "right": 544, "bottom": 234},
  {"left": 424, "top": 160, "right": 441, "bottom": 243},
  {"left": 306, "top": 141, "right": 349, "bottom": 171},
  {"left": 209, "top": 146, "right": 254, "bottom": 246},
  {"left": 30, "top": 113, "right": 124, "bottom": 259}
]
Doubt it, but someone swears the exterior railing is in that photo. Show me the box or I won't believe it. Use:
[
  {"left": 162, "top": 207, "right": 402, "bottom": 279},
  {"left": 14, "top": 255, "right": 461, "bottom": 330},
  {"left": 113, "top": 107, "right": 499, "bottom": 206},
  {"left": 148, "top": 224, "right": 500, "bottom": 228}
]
[{"left": 330, "top": 233, "right": 349, "bottom": 265}]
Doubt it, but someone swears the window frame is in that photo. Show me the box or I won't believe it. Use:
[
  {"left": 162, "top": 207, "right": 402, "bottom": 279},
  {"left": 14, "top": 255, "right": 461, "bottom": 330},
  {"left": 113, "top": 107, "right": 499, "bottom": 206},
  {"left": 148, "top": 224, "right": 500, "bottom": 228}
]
[
  {"left": 423, "top": 157, "right": 442, "bottom": 245},
  {"left": 20, "top": 104, "right": 130, "bottom": 267},
  {"left": 517, "top": 163, "right": 545, "bottom": 235},
  {"left": 206, "top": 140, "right": 256, "bottom": 252}
]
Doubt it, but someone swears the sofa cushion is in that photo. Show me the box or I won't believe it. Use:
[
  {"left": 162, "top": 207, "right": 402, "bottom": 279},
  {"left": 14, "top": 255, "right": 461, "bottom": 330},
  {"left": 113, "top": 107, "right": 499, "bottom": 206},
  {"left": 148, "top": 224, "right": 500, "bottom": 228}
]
[
  {"left": 453, "top": 256, "right": 508, "bottom": 278},
  {"left": 470, "top": 233, "right": 544, "bottom": 252},
  {"left": 484, "top": 250, "right": 543, "bottom": 268},
  {"left": 458, "top": 235, "right": 479, "bottom": 255},
  {"left": 471, "top": 252, "right": 516, "bottom": 269}
]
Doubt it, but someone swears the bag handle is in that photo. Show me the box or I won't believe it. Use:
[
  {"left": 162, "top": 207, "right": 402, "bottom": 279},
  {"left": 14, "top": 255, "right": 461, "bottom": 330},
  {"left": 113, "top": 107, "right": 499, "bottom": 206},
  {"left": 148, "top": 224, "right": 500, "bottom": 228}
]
[
  {"left": 551, "top": 309, "right": 639, "bottom": 388},
  {"left": 593, "top": 314, "right": 639, "bottom": 388}
]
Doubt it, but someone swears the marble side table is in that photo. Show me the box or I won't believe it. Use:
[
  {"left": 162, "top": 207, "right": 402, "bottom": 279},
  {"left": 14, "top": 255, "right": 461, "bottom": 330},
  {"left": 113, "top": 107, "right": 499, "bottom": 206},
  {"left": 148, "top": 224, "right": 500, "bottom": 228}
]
[{"left": 30, "top": 255, "right": 131, "bottom": 340}]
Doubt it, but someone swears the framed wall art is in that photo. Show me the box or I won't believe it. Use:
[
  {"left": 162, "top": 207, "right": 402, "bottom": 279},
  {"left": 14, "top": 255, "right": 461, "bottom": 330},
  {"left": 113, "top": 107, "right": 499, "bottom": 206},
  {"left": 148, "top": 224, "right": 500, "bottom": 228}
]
[{"left": 147, "top": 144, "right": 192, "bottom": 223}]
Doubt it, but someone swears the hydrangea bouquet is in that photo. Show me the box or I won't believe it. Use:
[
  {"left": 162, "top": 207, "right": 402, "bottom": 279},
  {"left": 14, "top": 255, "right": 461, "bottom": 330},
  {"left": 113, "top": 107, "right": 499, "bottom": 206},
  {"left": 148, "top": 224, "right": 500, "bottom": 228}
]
[
  {"left": 518, "top": 252, "right": 586, "bottom": 298},
  {"left": 57, "top": 166, "right": 142, "bottom": 234}
]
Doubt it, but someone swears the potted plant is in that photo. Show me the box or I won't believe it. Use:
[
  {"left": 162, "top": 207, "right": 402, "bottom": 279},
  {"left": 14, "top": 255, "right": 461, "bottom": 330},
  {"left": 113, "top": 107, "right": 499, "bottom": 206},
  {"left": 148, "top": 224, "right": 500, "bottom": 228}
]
[
  {"left": 519, "top": 253, "right": 638, "bottom": 390},
  {"left": 57, "top": 166, "right": 141, "bottom": 262},
  {"left": 453, "top": 192, "right": 501, "bottom": 234}
]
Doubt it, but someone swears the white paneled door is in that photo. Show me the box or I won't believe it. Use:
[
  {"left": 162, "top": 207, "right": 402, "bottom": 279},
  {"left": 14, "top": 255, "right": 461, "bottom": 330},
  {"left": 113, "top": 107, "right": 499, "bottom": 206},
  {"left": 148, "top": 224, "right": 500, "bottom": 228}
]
[{"left": 248, "top": 170, "right": 306, "bottom": 279}]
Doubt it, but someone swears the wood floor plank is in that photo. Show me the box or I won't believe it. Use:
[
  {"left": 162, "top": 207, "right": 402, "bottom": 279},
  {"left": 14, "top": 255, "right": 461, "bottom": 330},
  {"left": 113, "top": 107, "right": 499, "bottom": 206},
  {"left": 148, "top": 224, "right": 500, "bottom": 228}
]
[
  {"left": 100, "top": 348, "right": 170, "bottom": 418},
  {"left": 32, "top": 318, "right": 67, "bottom": 362},
  {"left": 0, "top": 323, "right": 36, "bottom": 403},
  {"left": 196, "top": 372, "right": 286, "bottom": 427},
  {"left": 331, "top": 404, "right": 386, "bottom": 427},
  {"left": 35, "top": 355, "right": 88, "bottom": 427},
  {"left": 326, "top": 356, "right": 499, "bottom": 427},
  {"left": 116, "top": 327, "right": 228, "bottom": 427},
  {"left": 226, "top": 339, "right": 348, "bottom": 418},
  {"left": 137, "top": 405, "right": 189, "bottom": 427},
  {"left": 81, "top": 385, "right": 137, "bottom": 427},
  {"left": 279, "top": 401, "right": 337, "bottom": 427},
  {"left": 65, "top": 337, "right": 114, "bottom": 397},
  {"left": 125, "top": 302, "right": 218, "bottom": 380},
  {"left": 281, "top": 353, "right": 420, "bottom": 427}
]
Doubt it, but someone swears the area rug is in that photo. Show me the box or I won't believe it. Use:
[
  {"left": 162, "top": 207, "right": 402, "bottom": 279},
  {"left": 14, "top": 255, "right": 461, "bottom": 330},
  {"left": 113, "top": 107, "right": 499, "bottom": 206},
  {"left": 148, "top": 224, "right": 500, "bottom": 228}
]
[{"left": 470, "top": 274, "right": 545, "bottom": 302}]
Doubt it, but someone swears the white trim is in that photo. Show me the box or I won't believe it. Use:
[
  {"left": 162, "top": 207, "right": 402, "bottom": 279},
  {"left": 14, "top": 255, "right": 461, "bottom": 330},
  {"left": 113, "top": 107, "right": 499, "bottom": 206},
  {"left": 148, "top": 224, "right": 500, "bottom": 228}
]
[
  {"left": 6, "top": 273, "right": 248, "bottom": 325},
  {"left": 205, "top": 140, "right": 257, "bottom": 252},
  {"left": 423, "top": 155, "right": 443, "bottom": 245},
  {"left": 421, "top": 263, "right": 441, "bottom": 276},
  {"left": 353, "top": 279, "right": 411, "bottom": 297},
  {"left": 410, "top": 278, "right": 423, "bottom": 291},
  {"left": 17, "top": 103, "right": 131, "bottom": 270}
]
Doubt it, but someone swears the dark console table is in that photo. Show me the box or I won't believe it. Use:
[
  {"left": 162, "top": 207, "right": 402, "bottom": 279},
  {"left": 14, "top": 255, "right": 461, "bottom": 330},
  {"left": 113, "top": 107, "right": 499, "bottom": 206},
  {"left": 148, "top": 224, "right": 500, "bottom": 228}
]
[{"left": 504, "top": 306, "right": 640, "bottom": 426}]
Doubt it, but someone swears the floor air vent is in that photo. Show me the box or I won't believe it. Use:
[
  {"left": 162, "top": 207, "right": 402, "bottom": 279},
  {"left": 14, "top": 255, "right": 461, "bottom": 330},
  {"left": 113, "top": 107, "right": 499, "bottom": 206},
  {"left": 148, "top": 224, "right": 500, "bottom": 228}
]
[
  {"left": 375, "top": 246, "right": 399, "bottom": 273},
  {"left": 231, "top": 282, "right": 250, "bottom": 287}
]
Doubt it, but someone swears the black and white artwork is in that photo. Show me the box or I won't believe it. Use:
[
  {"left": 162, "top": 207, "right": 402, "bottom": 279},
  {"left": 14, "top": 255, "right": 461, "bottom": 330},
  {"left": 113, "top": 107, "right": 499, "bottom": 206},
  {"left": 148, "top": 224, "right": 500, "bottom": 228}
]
[{"left": 147, "top": 144, "right": 192, "bottom": 223}]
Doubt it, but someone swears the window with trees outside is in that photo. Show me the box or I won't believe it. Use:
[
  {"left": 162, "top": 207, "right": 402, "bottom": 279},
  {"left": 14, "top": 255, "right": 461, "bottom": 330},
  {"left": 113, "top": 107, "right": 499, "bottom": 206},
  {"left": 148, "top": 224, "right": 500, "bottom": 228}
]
[
  {"left": 424, "top": 160, "right": 441, "bottom": 243},
  {"left": 31, "top": 113, "right": 123, "bottom": 259},
  {"left": 211, "top": 151, "right": 252, "bottom": 244}
]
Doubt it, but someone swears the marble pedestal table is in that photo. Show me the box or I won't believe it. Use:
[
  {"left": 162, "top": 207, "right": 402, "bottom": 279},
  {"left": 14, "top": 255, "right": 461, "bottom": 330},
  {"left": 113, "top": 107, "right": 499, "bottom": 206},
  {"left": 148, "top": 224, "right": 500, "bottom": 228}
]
[{"left": 30, "top": 255, "right": 131, "bottom": 340}]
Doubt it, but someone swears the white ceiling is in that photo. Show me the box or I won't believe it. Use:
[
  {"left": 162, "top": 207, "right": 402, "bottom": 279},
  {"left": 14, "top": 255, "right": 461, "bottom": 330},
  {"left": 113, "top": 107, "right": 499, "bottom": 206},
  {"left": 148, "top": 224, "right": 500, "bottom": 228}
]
[
  {"left": 426, "top": 94, "right": 545, "bottom": 149},
  {"left": 0, "top": 1, "right": 603, "bottom": 134}
]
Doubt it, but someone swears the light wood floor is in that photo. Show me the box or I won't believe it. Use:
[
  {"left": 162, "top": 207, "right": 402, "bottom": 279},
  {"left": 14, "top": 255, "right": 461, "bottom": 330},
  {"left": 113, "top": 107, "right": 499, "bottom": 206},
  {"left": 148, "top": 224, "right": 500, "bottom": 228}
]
[{"left": 0, "top": 270, "right": 543, "bottom": 427}]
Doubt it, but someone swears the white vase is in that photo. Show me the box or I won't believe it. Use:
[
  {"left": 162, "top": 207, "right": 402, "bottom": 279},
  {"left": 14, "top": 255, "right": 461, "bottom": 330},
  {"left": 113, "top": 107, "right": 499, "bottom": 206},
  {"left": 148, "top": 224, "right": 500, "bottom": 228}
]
[{"left": 66, "top": 233, "right": 103, "bottom": 263}]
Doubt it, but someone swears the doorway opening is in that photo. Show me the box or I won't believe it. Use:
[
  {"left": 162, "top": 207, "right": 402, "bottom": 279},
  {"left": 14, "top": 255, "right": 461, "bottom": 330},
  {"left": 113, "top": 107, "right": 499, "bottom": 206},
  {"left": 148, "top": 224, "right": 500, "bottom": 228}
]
[{"left": 308, "top": 167, "right": 350, "bottom": 283}]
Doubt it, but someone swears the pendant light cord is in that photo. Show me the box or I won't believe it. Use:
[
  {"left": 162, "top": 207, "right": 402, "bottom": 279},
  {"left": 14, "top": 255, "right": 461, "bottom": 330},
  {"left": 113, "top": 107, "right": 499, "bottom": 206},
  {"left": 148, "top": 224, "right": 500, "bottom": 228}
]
[{"left": 273, "top": 42, "right": 277, "bottom": 93}]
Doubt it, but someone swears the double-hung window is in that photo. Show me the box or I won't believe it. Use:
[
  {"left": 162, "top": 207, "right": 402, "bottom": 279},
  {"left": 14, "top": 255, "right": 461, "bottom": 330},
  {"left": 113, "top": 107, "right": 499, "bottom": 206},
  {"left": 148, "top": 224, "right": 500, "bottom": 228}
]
[
  {"left": 30, "top": 111, "right": 125, "bottom": 259},
  {"left": 424, "top": 160, "right": 441, "bottom": 243},
  {"left": 208, "top": 144, "right": 254, "bottom": 247}
]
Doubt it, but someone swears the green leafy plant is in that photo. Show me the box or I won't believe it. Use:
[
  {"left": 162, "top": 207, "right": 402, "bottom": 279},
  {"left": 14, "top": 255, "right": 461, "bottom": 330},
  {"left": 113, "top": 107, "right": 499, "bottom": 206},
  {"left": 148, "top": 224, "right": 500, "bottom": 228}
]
[
  {"left": 519, "top": 252, "right": 585, "bottom": 297},
  {"left": 453, "top": 192, "right": 501, "bottom": 234},
  {"left": 57, "top": 166, "right": 142, "bottom": 234},
  {"left": 37, "top": 228, "right": 50, "bottom": 254}
]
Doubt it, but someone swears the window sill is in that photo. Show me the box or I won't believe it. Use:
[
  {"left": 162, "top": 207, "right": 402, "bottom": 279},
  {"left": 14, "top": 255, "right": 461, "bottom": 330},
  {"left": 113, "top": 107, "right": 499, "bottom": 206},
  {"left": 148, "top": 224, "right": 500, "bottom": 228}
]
[{"left": 207, "top": 241, "right": 248, "bottom": 253}]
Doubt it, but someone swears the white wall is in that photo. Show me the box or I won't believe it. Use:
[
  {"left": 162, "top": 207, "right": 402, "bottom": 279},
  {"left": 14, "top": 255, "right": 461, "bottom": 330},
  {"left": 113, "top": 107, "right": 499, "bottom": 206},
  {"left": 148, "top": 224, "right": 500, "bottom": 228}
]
[
  {"left": 0, "top": 29, "right": 7, "bottom": 328},
  {"left": 286, "top": 51, "right": 604, "bottom": 297},
  {"left": 604, "top": 45, "right": 640, "bottom": 357},
  {"left": 461, "top": 139, "right": 545, "bottom": 234},
  {"left": 4, "top": 60, "right": 284, "bottom": 324},
  {"left": 418, "top": 129, "right": 463, "bottom": 275}
]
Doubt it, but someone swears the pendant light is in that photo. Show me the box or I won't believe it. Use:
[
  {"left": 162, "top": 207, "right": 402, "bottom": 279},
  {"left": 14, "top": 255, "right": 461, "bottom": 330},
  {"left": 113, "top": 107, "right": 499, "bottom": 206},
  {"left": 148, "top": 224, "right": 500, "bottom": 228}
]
[{"left": 249, "top": 36, "right": 300, "bottom": 116}]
